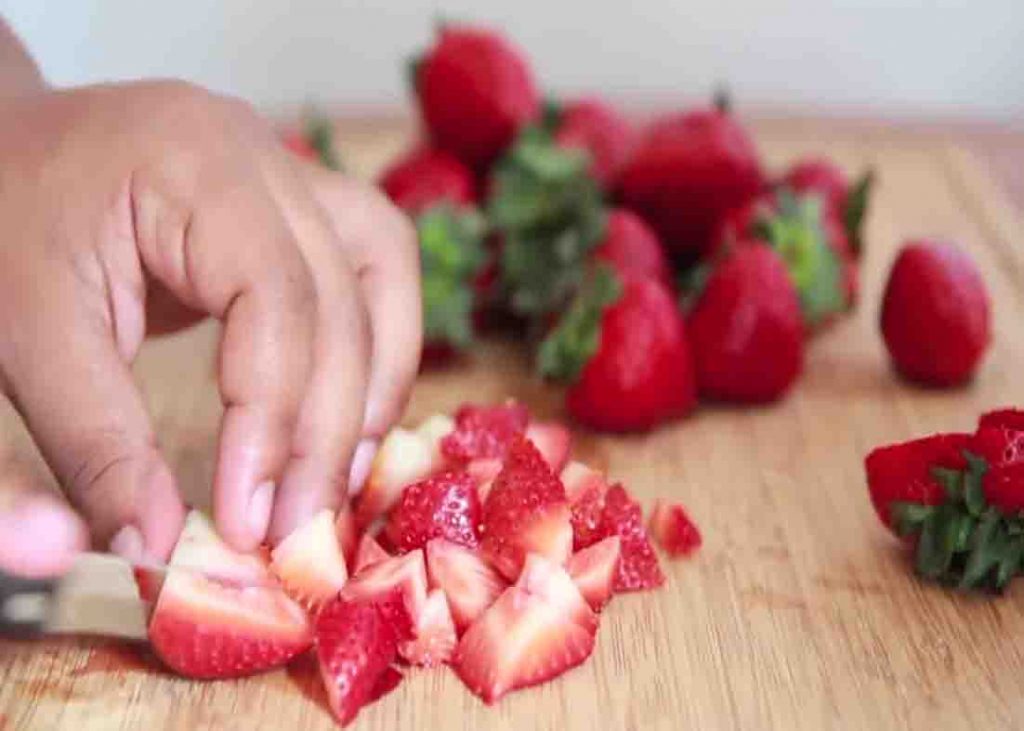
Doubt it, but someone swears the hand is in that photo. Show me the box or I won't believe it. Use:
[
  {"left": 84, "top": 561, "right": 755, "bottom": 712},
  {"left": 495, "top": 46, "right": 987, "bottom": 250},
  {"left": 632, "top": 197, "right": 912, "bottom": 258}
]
[{"left": 0, "top": 80, "right": 421, "bottom": 571}]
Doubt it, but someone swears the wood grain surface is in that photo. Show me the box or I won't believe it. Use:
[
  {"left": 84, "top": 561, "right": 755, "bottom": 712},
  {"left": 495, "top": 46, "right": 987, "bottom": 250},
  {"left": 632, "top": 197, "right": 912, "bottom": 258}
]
[{"left": 1, "top": 119, "right": 1023, "bottom": 730}]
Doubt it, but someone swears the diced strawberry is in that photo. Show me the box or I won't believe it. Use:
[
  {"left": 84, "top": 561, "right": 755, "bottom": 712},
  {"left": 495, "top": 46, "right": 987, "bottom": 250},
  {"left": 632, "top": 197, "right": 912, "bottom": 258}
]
[
  {"left": 599, "top": 485, "right": 665, "bottom": 592},
  {"left": 353, "top": 534, "right": 391, "bottom": 575},
  {"left": 979, "top": 408, "right": 1024, "bottom": 433},
  {"left": 566, "top": 536, "right": 621, "bottom": 611},
  {"left": 166, "top": 510, "right": 271, "bottom": 587},
  {"left": 480, "top": 437, "right": 572, "bottom": 580},
  {"left": 467, "top": 458, "right": 503, "bottom": 502},
  {"left": 525, "top": 421, "right": 572, "bottom": 472},
  {"left": 335, "top": 502, "right": 358, "bottom": 568},
  {"left": 400, "top": 588, "right": 457, "bottom": 667},
  {"left": 441, "top": 401, "right": 530, "bottom": 464},
  {"left": 384, "top": 471, "right": 481, "bottom": 552},
  {"left": 270, "top": 509, "right": 349, "bottom": 609},
  {"left": 315, "top": 595, "right": 403, "bottom": 726},
  {"left": 648, "top": 500, "right": 702, "bottom": 557},
  {"left": 425, "top": 538, "right": 507, "bottom": 631},
  {"left": 560, "top": 461, "right": 608, "bottom": 502},
  {"left": 342, "top": 551, "right": 429, "bottom": 638},
  {"left": 561, "top": 462, "right": 611, "bottom": 551},
  {"left": 453, "top": 554, "right": 597, "bottom": 704}
]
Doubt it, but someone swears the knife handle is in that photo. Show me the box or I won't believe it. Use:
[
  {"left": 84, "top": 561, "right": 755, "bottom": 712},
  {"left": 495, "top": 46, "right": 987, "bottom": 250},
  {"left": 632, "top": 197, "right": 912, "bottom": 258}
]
[{"left": 0, "top": 569, "right": 56, "bottom": 639}]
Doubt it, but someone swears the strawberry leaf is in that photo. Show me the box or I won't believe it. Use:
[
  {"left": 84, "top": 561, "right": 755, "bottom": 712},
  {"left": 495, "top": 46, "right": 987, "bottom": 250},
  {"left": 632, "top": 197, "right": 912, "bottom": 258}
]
[
  {"left": 915, "top": 504, "right": 960, "bottom": 579},
  {"left": 963, "top": 451, "right": 989, "bottom": 517},
  {"left": 930, "top": 466, "right": 963, "bottom": 502},
  {"left": 843, "top": 170, "right": 874, "bottom": 257}
]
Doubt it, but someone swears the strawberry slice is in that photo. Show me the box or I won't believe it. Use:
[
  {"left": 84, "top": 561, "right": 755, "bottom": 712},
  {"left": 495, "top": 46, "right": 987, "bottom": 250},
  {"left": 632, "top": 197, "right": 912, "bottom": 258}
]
[
  {"left": 401, "top": 588, "right": 457, "bottom": 667},
  {"left": 453, "top": 554, "right": 597, "bottom": 704},
  {"left": 145, "top": 511, "right": 311, "bottom": 679},
  {"left": 270, "top": 509, "right": 349, "bottom": 609},
  {"left": 525, "top": 421, "right": 572, "bottom": 472},
  {"left": 441, "top": 401, "right": 530, "bottom": 464},
  {"left": 480, "top": 436, "right": 572, "bottom": 580},
  {"left": 561, "top": 462, "right": 610, "bottom": 551},
  {"left": 600, "top": 484, "right": 665, "bottom": 592},
  {"left": 566, "top": 536, "right": 621, "bottom": 611},
  {"left": 561, "top": 461, "right": 607, "bottom": 502},
  {"left": 315, "top": 594, "right": 403, "bottom": 726},
  {"left": 335, "top": 502, "right": 358, "bottom": 567},
  {"left": 353, "top": 533, "right": 390, "bottom": 575},
  {"left": 648, "top": 500, "right": 702, "bottom": 557},
  {"left": 467, "top": 457, "right": 503, "bottom": 503},
  {"left": 425, "top": 538, "right": 507, "bottom": 631},
  {"left": 342, "top": 550, "right": 428, "bottom": 637},
  {"left": 384, "top": 471, "right": 482, "bottom": 552}
]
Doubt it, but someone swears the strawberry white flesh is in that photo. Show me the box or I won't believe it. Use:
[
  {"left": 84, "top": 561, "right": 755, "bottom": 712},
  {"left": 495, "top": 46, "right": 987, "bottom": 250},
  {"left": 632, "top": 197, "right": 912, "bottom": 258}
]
[
  {"left": 566, "top": 536, "right": 621, "bottom": 611},
  {"left": 335, "top": 502, "right": 358, "bottom": 567},
  {"left": 560, "top": 461, "right": 608, "bottom": 503},
  {"left": 526, "top": 422, "right": 572, "bottom": 472},
  {"left": 168, "top": 510, "right": 270, "bottom": 587},
  {"left": 401, "top": 588, "right": 457, "bottom": 666},
  {"left": 270, "top": 509, "right": 348, "bottom": 609},
  {"left": 343, "top": 550, "right": 429, "bottom": 634},
  {"left": 425, "top": 538, "right": 507, "bottom": 631},
  {"left": 453, "top": 554, "right": 597, "bottom": 704},
  {"left": 353, "top": 533, "right": 391, "bottom": 574}
]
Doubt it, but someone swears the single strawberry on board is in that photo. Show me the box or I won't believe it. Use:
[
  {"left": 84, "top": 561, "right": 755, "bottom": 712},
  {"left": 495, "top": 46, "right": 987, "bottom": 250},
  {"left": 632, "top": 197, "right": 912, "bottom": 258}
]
[
  {"left": 781, "top": 157, "right": 874, "bottom": 257},
  {"left": 539, "top": 267, "right": 696, "bottom": 432},
  {"left": 880, "top": 240, "right": 991, "bottom": 387},
  {"left": 686, "top": 242, "right": 804, "bottom": 403},
  {"left": 412, "top": 24, "right": 540, "bottom": 171},
  {"left": 548, "top": 97, "right": 634, "bottom": 190},
  {"left": 649, "top": 500, "right": 702, "bottom": 557},
  {"left": 379, "top": 147, "right": 477, "bottom": 214}
]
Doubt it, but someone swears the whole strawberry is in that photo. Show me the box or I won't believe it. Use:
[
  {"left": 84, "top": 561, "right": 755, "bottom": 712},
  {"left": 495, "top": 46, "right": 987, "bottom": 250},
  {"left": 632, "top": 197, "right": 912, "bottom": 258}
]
[
  {"left": 539, "top": 269, "right": 696, "bottom": 432},
  {"left": 687, "top": 243, "right": 804, "bottom": 402},
  {"left": 592, "top": 208, "right": 672, "bottom": 287},
  {"left": 413, "top": 25, "right": 540, "bottom": 171},
  {"left": 616, "top": 102, "right": 764, "bottom": 258},
  {"left": 781, "top": 158, "right": 873, "bottom": 257},
  {"left": 550, "top": 98, "right": 634, "bottom": 190},
  {"left": 881, "top": 240, "right": 991, "bottom": 387},
  {"left": 379, "top": 148, "right": 476, "bottom": 214}
]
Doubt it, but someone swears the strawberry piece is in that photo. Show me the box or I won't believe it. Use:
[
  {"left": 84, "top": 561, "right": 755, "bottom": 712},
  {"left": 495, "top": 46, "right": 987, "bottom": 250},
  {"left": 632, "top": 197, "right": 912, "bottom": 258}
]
[
  {"left": 979, "top": 409, "right": 1024, "bottom": 433},
  {"left": 525, "top": 421, "right": 572, "bottom": 473},
  {"left": 467, "top": 458, "right": 503, "bottom": 501},
  {"left": 561, "top": 463, "right": 611, "bottom": 551},
  {"left": 566, "top": 536, "right": 621, "bottom": 611},
  {"left": 342, "top": 551, "right": 428, "bottom": 639},
  {"left": 384, "top": 471, "right": 482, "bottom": 552},
  {"left": 441, "top": 401, "right": 530, "bottom": 464},
  {"left": 425, "top": 538, "right": 507, "bottom": 631},
  {"left": 480, "top": 437, "right": 572, "bottom": 580},
  {"left": 599, "top": 485, "right": 665, "bottom": 592},
  {"left": 379, "top": 147, "right": 477, "bottom": 214},
  {"left": 270, "top": 509, "right": 349, "bottom": 609},
  {"left": 315, "top": 595, "right": 403, "bottom": 726},
  {"left": 453, "top": 554, "right": 597, "bottom": 704},
  {"left": 401, "top": 589, "right": 457, "bottom": 667},
  {"left": 649, "top": 500, "right": 703, "bottom": 557},
  {"left": 166, "top": 510, "right": 271, "bottom": 587},
  {"left": 353, "top": 534, "right": 390, "bottom": 575},
  {"left": 335, "top": 502, "right": 358, "bottom": 568},
  {"left": 982, "top": 462, "right": 1024, "bottom": 515}
]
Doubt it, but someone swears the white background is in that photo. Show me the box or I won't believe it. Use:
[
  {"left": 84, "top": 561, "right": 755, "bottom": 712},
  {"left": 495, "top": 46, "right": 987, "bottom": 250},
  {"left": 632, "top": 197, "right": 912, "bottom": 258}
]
[{"left": 3, "top": 0, "right": 1022, "bottom": 120}]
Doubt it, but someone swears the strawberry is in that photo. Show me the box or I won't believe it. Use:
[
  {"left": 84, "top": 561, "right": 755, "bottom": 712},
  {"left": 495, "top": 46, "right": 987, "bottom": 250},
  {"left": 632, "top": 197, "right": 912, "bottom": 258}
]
[
  {"left": 401, "top": 588, "right": 458, "bottom": 667},
  {"left": 687, "top": 242, "right": 804, "bottom": 402},
  {"left": 353, "top": 534, "right": 390, "bottom": 575},
  {"left": 781, "top": 158, "right": 874, "bottom": 257},
  {"left": 466, "top": 457, "right": 503, "bottom": 501},
  {"left": 341, "top": 551, "right": 429, "bottom": 641},
  {"left": 982, "top": 463, "right": 1024, "bottom": 515},
  {"left": 413, "top": 25, "right": 540, "bottom": 171},
  {"left": 598, "top": 484, "right": 665, "bottom": 592},
  {"left": 591, "top": 208, "right": 673, "bottom": 287},
  {"left": 270, "top": 509, "right": 349, "bottom": 609},
  {"left": 549, "top": 98, "right": 634, "bottom": 189},
  {"left": 881, "top": 240, "right": 991, "bottom": 387},
  {"left": 453, "top": 554, "right": 597, "bottom": 704},
  {"left": 980, "top": 409, "right": 1024, "bottom": 432},
  {"left": 379, "top": 147, "right": 477, "bottom": 214},
  {"left": 425, "top": 538, "right": 507, "bottom": 631},
  {"left": 480, "top": 436, "right": 573, "bottom": 580},
  {"left": 539, "top": 268, "right": 696, "bottom": 432},
  {"left": 441, "top": 401, "right": 530, "bottom": 464},
  {"left": 971, "top": 427, "right": 1024, "bottom": 469},
  {"left": 561, "top": 462, "right": 610, "bottom": 551},
  {"left": 384, "top": 471, "right": 482, "bottom": 552},
  {"left": 335, "top": 502, "right": 358, "bottom": 568},
  {"left": 315, "top": 595, "right": 403, "bottom": 726},
  {"left": 566, "top": 536, "right": 621, "bottom": 611},
  {"left": 280, "top": 114, "right": 342, "bottom": 171},
  {"left": 525, "top": 421, "right": 572, "bottom": 473},
  {"left": 649, "top": 500, "right": 702, "bottom": 557},
  {"left": 617, "top": 103, "right": 764, "bottom": 258}
]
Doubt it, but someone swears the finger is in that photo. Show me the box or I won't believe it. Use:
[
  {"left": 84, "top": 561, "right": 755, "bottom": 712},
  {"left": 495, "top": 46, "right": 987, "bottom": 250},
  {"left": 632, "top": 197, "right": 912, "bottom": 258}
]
[
  {"left": 258, "top": 152, "right": 372, "bottom": 543},
  {"left": 132, "top": 158, "right": 317, "bottom": 552},
  {"left": 0, "top": 485, "right": 87, "bottom": 578}
]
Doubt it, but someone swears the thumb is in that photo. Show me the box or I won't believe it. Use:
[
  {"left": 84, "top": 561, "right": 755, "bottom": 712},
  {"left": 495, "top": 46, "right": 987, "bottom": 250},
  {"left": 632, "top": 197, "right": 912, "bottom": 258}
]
[{"left": 0, "top": 484, "right": 87, "bottom": 578}]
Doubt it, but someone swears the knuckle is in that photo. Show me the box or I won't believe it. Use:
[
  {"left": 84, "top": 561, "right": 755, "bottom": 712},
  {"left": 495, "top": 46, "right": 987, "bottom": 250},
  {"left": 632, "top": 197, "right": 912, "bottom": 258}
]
[{"left": 63, "top": 428, "right": 150, "bottom": 507}]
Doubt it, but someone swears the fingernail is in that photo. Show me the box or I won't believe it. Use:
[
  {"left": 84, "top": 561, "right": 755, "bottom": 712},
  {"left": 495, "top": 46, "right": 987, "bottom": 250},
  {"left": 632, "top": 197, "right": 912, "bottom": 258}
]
[
  {"left": 109, "top": 525, "right": 145, "bottom": 563},
  {"left": 247, "top": 481, "right": 275, "bottom": 544},
  {"left": 348, "top": 439, "right": 378, "bottom": 497}
]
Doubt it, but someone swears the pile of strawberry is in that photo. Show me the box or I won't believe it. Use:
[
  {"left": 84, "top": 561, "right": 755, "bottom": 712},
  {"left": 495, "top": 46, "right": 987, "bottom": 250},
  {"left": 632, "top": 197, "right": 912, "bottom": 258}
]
[
  {"left": 865, "top": 407, "right": 1024, "bottom": 590},
  {"left": 136, "top": 401, "right": 700, "bottom": 727},
  {"left": 376, "top": 23, "right": 875, "bottom": 432}
]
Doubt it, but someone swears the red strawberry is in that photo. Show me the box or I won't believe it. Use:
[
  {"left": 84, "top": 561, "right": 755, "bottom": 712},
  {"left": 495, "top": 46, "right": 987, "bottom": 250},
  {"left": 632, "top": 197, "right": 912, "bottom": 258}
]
[
  {"left": 863, "top": 433, "right": 972, "bottom": 531},
  {"left": 649, "top": 500, "right": 702, "bottom": 557},
  {"left": 551, "top": 98, "right": 634, "bottom": 189},
  {"left": 617, "top": 104, "right": 764, "bottom": 258},
  {"left": 979, "top": 409, "right": 1024, "bottom": 432},
  {"left": 687, "top": 243, "right": 804, "bottom": 402},
  {"left": 881, "top": 240, "right": 991, "bottom": 387},
  {"left": 379, "top": 147, "right": 477, "bottom": 214},
  {"left": 561, "top": 462, "right": 611, "bottom": 551},
  {"left": 539, "top": 269, "right": 696, "bottom": 432},
  {"left": 341, "top": 551, "right": 429, "bottom": 640},
  {"left": 566, "top": 536, "right": 621, "bottom": 611},
  {"left": 982, "top": 463, "right": 1024, "bottom": 515},
  {"left": 441, "top": 401, "right": 530, "bottom": 464},
  {"left": 385, "top": 471, "right": 482, "bottom": 552},
  {"left": 592, "top": 209, "right": 673, "bottom": 287},
  {"left": 270, "top": 509, "right": 349, "bottom": 609},
  {"left": 425, "top": 538, "right": 507, "bottom": 631},
  {"left": 453, "top": 554, "right": 597, "bottom": 704},
  {"left": 401, "top": 588, "right": 458, "bottom": 667},
  {"left": 971, "top": 427, "right": 1024, "bottom": 469},
  {"left": 414, "top": 25, "right": 540, "bottom": 171},
  {"left": 353, "top": 534, "right": 390, "bottom": 575},
  {"left": 599, "top": 484, "right": 665, "bottom": 592},
  {"left": 315, "top": 595, "right": 403, "bottom": 726},
  {"left": 781, "top": 158, "right": 873, "bottom": 257},
  {"left": 525, "top": 421, "right": 572, "bottom": 473},
  {"left": 480, "top": 436, "right": 572, "bottom": 580}
]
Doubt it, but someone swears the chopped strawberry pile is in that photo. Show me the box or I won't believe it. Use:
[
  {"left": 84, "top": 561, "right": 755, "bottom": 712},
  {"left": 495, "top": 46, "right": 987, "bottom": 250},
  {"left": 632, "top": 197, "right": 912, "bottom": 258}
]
[{"left": 134, "top": 401, "right": 700, "bottom": 726}]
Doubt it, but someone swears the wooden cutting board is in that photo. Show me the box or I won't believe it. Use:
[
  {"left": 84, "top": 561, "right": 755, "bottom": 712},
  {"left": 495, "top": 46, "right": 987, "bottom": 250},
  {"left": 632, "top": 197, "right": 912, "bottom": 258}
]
[{"left": 1, "top": 118, "right": 1023, "bottom": 731}]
